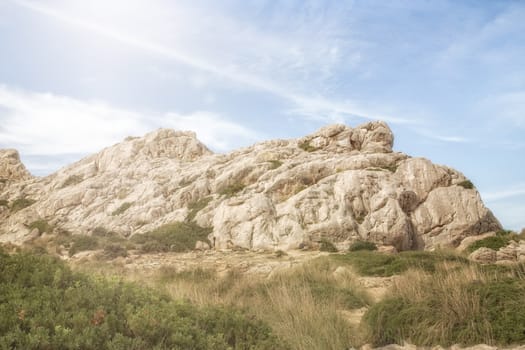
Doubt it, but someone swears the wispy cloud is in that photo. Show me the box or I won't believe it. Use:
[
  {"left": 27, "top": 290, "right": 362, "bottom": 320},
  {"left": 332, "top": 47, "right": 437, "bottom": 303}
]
[
  {"left": 482, "top": 183, "right": 525, "bottom": 201},
  {"left": 0, "top": 85, "right": 260, "bottom": 173},
  {"left": 8, "top": 0, "right": 413, "bottom": 125},
  {"left": 412, "top": 127, "right": 471, "bottom": 143}
]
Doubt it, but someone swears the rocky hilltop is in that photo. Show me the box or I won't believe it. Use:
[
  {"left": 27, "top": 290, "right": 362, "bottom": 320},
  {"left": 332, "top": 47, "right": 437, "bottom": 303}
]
[{"left": 0, "top": 121, "right": 501, "bottom": 251}]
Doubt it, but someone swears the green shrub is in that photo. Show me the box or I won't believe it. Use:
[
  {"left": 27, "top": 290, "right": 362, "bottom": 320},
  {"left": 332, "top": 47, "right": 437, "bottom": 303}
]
[
  {"left": 467, "top": 230, "right": 518, "bottom": 253},
  {"left": 349, "top": 240, "right": 377, "bottom": 252},
  {"left": 186, "top": 197, "right": 212, "bottom": 222},
  {"left": 28, "top": 220, "right": 53, "bottom": 234},
  {"left": 458, "top": 180, "right": 475, "bottom": 189},
  {"left": 219, "top": 184, "right": 245, "bottom": 198},
  {"left": 131, "top": 222, "right": 212, "bottom": 253},
  {"left": 268, "top": 160, "right": 283, "bottom": 170},
  {"left": 298, "top": 141, "right": 318, "bottom": 152},
  {"left": 69, "top": 235, "right": 100, "bottom": 256},
  {"left": 92, "top": 226, "right": 109, "bottom": 237},
  {"left": 0, "top": 252, "right": 286, "bottom": 349},
  {"left": 111, "top": 202, "right": 133, "bottom": 216},
  {"left": 101, "top": 244, "right": 128, "bottom": 260},
  {"left": 332, "top": 251, "right": 469, "bottom": 277},
  {"left": 0, "top": 199, "right": 8, "bottom": 207},
  {"left": 61, "top": 174, "right": 83, "bottom": 188},
  {"left": 319, "top": 239, "right": 338, "bottom": 253},
  {"left": 10, "top": 198, "right": 35, "bottom": 212}
]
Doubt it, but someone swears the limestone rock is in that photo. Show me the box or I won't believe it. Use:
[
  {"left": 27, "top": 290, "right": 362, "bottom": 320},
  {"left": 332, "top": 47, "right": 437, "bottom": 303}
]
[
  {"left": 0, "top": 149, "right": 32, "bottom": 183},
  {"left": 0, "top": 122, "right": 501, "bottom": 251},
  {"left": 469, "top": 248, "right": 497, "bottom": 264}
]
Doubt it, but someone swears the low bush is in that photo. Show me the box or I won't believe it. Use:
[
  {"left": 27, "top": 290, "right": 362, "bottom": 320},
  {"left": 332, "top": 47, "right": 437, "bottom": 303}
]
[
  {"left": 298, "top": 141, "right": 318, "bottom": 152},
  {"left": 349, "top": 240, "right": 377, "bottom": 252},
  {"left": 28, "top": 220, "right": 53, "bottom": 234},
  {"left": 101, "top": 244, "right": 128, "bottom": 259},
  {"left": 0, "top": 251, "right": 286, "bottom": 349},
  {"left": 131, "top": 222, "right": 212, "bottom": 253},
  {"left": 268, "top": 160, "right": 283, "bottom": 169},
  {"left": 319, "top": 239, "right": 338, "bottom": 252},
  {"left": 467, "top": 230, "right": 519, "bottom": 253},
  {"left": 458, "top": 180, "right": 475, "bottom": 189},
  {"left": 332, "top": 250, "right": 469, "bottom": 277},
  {"left": 10, "top": 198, "right": 35, "bottom": 213},
  {"left": 69, "top": 235, "right": 100, "bottom": 256}
]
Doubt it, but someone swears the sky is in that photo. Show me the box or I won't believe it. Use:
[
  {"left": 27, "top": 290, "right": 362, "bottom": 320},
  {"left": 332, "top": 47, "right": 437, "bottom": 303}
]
[{"left": 0, "top": 0, "right": 523, "bottom": 230}]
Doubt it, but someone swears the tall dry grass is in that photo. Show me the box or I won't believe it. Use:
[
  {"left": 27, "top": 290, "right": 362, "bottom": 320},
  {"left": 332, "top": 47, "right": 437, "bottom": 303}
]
[{"left": 364, "top": 260, "right": 525, "bottom": 346}]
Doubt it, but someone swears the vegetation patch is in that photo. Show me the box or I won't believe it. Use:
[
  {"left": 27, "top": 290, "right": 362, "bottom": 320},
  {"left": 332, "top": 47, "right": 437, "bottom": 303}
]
[
  {"left": 458, "top": 180, "right": 475, "bottom": 189},
  {"left": 60, "top": 174, "right": 83, "bottom": 188},
  {"left": 28, "top": 220, "right": 53, "bottom": 234},
  {"left": 186, "top": 196, "right": 212, "bottom": 222},
  {"left": 0, "top": 250, "right": 285, "bottom": 350},
  {"left": 349, "top": 240, "right": 377, "bottom": 252},
  {"left": 101, "top": 243, "right": 128, "bottom": 260},
  {"left": 68, "top": 235, "right": 100, "bottom": 256},
  {"left": 364, "top": 264, "right": 525, "bottom": 347},
  {"left": 111, "top": 202, "right": 133, "bottom": 216},
  {"left": 332, "top": 250, "right": 469, "bottom": 277},
  {"left": 10, "top": 198, "right": 36, "bottom": 213},
  {"left": 0, "top": 199, "right": 8, "bottom": 207},
  {"left": 319, "top": 238, "right": 338, "bottom": 252},
  {"left": 382, "top": 164, "right": 398, "bottom": 173},
  {"left": 268, "top": 160, "right": 283, "bottom": 170},
  {"left": 298, "top": 141, "right": 318, "bottom": 152},
  {"left": 131, "top": 222, "right": 212, "bottom": 253},
  {"left": 219, "top": 183, "right": 245, "bottom": 198},
  {"left": 467, "top": 230, "right": 520, "bottom": 253}
]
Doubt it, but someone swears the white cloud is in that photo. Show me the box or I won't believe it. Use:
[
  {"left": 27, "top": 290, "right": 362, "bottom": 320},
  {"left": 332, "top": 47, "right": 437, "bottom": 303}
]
[
  {"left": 8, "top": 0, "right": 414, "bottom": 125},
  {"left": 0, "top": 85, "right": 260, "bottom": 173},
  {"left": 412, "top": 127, "right": 471, "bottom": 143},
  {"left": 482, "top": 183, "right": 525, "bottom": 201}
]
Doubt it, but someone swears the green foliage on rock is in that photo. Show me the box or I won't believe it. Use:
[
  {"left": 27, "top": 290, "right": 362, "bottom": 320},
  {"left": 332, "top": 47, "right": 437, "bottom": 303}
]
[
  {"left": 467, "top": 230, "right": 521, "bottom": 253},
  {"left": 458, "top": 180, "right": 475, "bottom": 189},
  {"left": 219, "top": 183, "right": 245, "bottom": 198},
  {"left": 28, "top": 220, "right": 54, "bottom": 234},
  {"left": 111, "top": 202, "right": 133, "bottom": 216},
  {"left": 131, "top": 222, "right": 212, "bottom": 253},
  {"left": 186, "top": 196, "right": 212, "bottom": 222},
  {"left": 298, "top": 141, "right": 318, "bottom": 152},
  {"left": 10, "top": 198, "right": 35, "bottom": 213},
  {"left": 0, "top": 250, "right": 286, "bottom": 350}
]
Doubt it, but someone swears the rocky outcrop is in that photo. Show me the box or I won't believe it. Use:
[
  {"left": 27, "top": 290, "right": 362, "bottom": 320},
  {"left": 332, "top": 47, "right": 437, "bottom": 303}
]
[
  {"left": 0, "top": 122, "right": 501, "bottom": 251},
  {"left": 0, "top": 149, "right": 32, "bottom": 183},
  {"left": 469, "top": 241, "right": 525, "bottom": 264}
]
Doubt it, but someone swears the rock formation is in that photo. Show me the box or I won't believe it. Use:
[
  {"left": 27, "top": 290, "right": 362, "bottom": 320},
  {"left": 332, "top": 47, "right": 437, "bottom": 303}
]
[{"left": 0, "top": 121, "right": 501, "bottom": 251}]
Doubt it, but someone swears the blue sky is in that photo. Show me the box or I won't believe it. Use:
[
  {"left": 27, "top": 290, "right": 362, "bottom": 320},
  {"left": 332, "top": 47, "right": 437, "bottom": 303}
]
[{"left": 0, "top": 0, "right": 523, "bottom": 230}]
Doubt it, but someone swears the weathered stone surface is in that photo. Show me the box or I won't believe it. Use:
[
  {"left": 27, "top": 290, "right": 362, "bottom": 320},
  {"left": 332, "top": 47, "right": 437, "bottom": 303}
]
[
  {"left": 0, "top": 122, "right": 501, "bottom": 250},
  {"left": 0, "top": 149, "right": 32, "bottom": 183},
  {"left": 469, "top": 247, "right": 497, "bottom": 264}
]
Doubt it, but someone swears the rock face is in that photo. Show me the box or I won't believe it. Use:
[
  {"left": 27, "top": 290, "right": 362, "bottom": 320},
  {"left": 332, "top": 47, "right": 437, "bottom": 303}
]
[
  {"left": 0, "top": 122, "right": 501, "bottom": 251},
  {"left": 0, "top": 149, "right": 32, "bottom": 183}
]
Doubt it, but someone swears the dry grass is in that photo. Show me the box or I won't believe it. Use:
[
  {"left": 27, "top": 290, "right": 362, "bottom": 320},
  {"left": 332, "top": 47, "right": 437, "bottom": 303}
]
[
  {"left": 77, "top": 256, "right": 370, "bottom": 350},
  {"left": 364, "top": 260, "right": 525, "bottom": 346}
]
